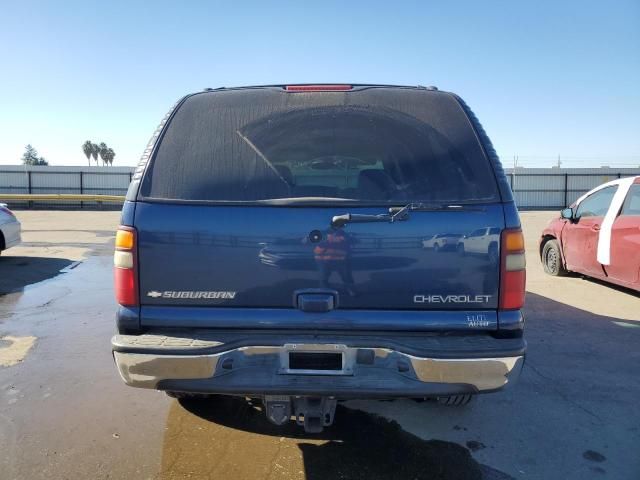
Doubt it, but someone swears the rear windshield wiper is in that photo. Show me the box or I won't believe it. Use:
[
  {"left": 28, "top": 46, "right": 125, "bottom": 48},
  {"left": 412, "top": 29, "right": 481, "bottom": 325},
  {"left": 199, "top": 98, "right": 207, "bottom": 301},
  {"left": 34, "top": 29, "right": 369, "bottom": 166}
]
[
  {"left": 331, "top": 203, "right": 463, "bottom": 228},
  {"left": 331, "top": 212, "right": 392, "bottom": 228}
]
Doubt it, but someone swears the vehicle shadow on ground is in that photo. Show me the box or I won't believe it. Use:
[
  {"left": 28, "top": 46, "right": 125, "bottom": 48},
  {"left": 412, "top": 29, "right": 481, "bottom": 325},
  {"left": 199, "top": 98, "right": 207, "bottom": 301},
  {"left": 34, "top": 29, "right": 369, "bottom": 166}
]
[
  {"left": 159, "top": 396, "right": 486, "bottom": 480},
  {"left": 0, "top": 256, "right": 73, "bottom": 294}
]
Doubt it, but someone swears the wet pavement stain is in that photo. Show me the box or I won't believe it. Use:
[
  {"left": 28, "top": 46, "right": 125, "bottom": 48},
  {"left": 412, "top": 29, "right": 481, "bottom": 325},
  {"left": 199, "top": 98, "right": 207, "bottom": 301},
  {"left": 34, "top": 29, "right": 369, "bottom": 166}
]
[
  {"left": 160, "top": 396, "right": 485, "bottom": 480},
  {"left": 0, "top": 256, "right": 73, "bottom": 295}
]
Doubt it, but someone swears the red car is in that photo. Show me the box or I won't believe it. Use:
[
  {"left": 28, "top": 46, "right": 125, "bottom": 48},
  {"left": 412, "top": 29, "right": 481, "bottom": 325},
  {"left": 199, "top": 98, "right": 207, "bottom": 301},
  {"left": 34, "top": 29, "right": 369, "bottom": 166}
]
[{"left": 540, "top": 176, "right": 640, "bottom": 292}]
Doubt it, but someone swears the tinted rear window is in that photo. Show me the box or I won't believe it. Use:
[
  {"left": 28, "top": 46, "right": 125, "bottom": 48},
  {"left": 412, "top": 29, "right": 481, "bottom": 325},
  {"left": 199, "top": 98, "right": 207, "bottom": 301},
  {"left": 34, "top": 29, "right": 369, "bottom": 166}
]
[{"left": 140, "top": 88, "right": 499, "bottom": 204}]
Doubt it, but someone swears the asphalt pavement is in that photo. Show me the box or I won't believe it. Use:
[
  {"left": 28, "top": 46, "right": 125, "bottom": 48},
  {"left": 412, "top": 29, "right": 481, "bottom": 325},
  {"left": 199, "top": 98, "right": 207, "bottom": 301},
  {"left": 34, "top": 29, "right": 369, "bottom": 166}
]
[{"left": 0, "top": 210, "right": 638, "bottom": 479}]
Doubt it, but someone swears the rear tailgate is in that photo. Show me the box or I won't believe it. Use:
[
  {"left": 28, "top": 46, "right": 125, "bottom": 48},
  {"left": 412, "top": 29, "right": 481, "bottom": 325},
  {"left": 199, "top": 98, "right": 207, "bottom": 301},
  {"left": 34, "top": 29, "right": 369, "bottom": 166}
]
[{"left": 135, "top": 202, "right": 503, "bottom": 328}]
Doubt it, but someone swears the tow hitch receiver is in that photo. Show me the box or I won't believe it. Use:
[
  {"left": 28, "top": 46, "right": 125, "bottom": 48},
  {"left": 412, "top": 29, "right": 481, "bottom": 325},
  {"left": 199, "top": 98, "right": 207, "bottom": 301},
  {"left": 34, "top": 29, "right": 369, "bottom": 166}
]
[{"left": 264, "top": 396, "right": 338, "bottom": 433}]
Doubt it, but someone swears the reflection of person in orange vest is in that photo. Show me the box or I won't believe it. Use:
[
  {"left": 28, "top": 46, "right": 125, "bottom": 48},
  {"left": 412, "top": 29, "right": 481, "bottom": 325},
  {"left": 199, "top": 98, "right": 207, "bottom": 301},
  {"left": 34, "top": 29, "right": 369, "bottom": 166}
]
[{"left": 314, "top": 229, "right": 356, "bottom": 295}]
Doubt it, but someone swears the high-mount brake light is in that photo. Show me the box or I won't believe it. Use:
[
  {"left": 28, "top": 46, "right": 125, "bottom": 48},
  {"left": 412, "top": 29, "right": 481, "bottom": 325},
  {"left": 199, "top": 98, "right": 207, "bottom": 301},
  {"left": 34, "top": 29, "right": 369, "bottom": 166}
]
[
  {"left": 499, "top": 229, "right": 526, "bottom": 310},
  {"left": 285, "top": 85, "right": 353, "bottom": 92},
  {"left": 114, "top": 226, "right": 138, "bottom": 307}
]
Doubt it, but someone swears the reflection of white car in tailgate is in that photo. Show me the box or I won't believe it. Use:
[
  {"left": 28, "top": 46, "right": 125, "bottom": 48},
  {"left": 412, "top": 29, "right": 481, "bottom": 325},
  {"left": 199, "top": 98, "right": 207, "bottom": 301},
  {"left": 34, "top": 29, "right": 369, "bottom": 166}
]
[
  {"left": 0, "top": 203, "right": 21, "bottom": 255},
  {"left": 458, "top": 227, "right": 500, "bottom": 259},
  {"left": 422, "top": 233, "right": 462, "bottom": 251}
]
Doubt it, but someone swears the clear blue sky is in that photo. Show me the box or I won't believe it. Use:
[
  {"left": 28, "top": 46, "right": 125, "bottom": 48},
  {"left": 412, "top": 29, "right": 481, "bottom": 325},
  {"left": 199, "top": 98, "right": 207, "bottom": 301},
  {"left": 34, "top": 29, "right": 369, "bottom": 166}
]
[{"left": 1, "top": 0, "right": 639, "bottom": 167}]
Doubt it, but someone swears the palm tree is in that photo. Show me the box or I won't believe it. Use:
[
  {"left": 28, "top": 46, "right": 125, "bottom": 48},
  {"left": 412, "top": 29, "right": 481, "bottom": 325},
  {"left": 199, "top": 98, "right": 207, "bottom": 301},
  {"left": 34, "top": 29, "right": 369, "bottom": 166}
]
[
  {"left": 82, "top": 141, "right": 93, "bottom": 166},
  {"left": 91, "top": 143, "right": 100, "bottom": 165},
  {"left": 106, "top": 148, "right": 116, "bottom": 166},
  {"left": 98, "top": 142, "right": 108, "bottom": 166}
]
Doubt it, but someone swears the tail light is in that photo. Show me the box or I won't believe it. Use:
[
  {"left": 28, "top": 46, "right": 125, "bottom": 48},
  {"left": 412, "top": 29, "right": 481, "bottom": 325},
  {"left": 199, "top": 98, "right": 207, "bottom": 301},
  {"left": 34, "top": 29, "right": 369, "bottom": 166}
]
[
  {"left": 114, "top": 226, "right": 138, "bottom": 306},
  {"left": 499, "top": 228, "right": 526, "bottom": 310}
]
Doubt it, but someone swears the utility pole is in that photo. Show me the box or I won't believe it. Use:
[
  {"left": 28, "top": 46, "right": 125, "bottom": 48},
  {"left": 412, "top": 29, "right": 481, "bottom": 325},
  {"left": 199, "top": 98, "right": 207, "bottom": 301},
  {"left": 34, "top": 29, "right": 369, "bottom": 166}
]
[{"left": 557, "top": 155, "right": 562, "bottom": 168}]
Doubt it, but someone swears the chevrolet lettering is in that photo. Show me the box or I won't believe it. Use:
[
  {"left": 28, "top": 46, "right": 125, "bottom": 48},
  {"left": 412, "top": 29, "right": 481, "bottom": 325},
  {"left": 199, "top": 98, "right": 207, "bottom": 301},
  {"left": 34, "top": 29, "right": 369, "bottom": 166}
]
[{"left": 414, "top": 294, "right": 492, "bottom": 304}]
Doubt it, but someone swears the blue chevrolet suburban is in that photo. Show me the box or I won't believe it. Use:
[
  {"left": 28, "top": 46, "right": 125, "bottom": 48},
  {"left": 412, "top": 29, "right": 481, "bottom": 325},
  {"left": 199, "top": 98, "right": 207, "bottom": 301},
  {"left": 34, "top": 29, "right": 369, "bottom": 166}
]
[{"left": 112, "top": 84, "right": 526, "bottom": 432}]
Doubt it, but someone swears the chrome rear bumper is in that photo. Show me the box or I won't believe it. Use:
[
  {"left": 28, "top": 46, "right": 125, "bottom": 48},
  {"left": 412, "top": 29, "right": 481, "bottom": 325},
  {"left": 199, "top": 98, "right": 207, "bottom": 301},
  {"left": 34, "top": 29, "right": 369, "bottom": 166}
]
[{"left": 112, "top": 334, "right": 524, "bottom": 396}]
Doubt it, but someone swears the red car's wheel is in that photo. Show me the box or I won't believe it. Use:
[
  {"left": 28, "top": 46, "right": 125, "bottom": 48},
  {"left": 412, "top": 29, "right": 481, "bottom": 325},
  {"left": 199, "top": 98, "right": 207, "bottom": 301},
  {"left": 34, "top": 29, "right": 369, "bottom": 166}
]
[{"left": 542, "top": 239, "right": 568, "bottom": 276}]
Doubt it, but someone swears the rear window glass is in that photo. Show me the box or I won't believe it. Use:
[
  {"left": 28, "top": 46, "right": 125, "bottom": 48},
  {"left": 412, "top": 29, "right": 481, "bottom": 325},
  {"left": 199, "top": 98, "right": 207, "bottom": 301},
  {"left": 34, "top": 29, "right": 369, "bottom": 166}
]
[{"left": 140, "top": 88, "right": 499, "bottom": 204}]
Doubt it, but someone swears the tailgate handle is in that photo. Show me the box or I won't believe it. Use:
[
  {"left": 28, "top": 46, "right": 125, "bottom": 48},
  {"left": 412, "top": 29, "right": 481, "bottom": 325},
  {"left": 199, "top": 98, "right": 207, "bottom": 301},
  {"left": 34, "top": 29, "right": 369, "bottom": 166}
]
[{"left": 295, "top": 291, "right": 337, "bottom": 313}]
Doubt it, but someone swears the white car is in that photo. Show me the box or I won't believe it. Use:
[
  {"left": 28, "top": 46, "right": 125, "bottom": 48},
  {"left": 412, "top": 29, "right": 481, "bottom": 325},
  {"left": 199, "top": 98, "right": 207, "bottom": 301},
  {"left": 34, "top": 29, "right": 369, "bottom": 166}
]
[{"left": 0, "top": 203, "right": 21, "bottom": 255}]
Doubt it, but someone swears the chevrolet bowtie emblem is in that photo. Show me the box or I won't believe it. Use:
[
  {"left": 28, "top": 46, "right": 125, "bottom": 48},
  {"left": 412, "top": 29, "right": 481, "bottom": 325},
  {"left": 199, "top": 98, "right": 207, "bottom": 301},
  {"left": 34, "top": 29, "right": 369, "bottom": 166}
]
[{"left": 147, "top": 291, "right": 163, "bottom": 298}]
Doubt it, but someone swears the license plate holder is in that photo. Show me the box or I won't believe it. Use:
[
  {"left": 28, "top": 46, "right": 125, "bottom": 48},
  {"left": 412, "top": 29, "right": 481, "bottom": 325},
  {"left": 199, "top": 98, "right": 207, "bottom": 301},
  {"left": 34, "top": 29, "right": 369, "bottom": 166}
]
[{"left": 279, "top": 344, "right": 351, "bottom": 375}]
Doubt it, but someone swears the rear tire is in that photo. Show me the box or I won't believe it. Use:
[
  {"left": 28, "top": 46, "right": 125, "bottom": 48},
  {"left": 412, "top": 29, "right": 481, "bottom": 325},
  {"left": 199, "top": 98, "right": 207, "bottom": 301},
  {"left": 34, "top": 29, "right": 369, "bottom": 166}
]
[
  {"left": 437, "top": 394, "right": 474, "bottom": 406},
  {"left": 542, "top": 239, "right": 567, "bottom": 276}
]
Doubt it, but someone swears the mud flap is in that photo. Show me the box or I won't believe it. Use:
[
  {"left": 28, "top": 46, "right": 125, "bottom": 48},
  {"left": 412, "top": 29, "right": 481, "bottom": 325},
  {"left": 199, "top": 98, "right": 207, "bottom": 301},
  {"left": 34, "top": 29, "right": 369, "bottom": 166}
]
[{"left": 264, "top": 396, "right": 338, "bottom": 433}]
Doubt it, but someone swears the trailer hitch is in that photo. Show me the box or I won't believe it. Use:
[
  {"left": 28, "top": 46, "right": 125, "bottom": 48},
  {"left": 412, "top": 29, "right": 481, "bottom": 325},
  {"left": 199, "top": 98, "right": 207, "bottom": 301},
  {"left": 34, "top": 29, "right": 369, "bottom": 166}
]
[{"left": 264, "top": 396, "right": 338, "bottom": 433}]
